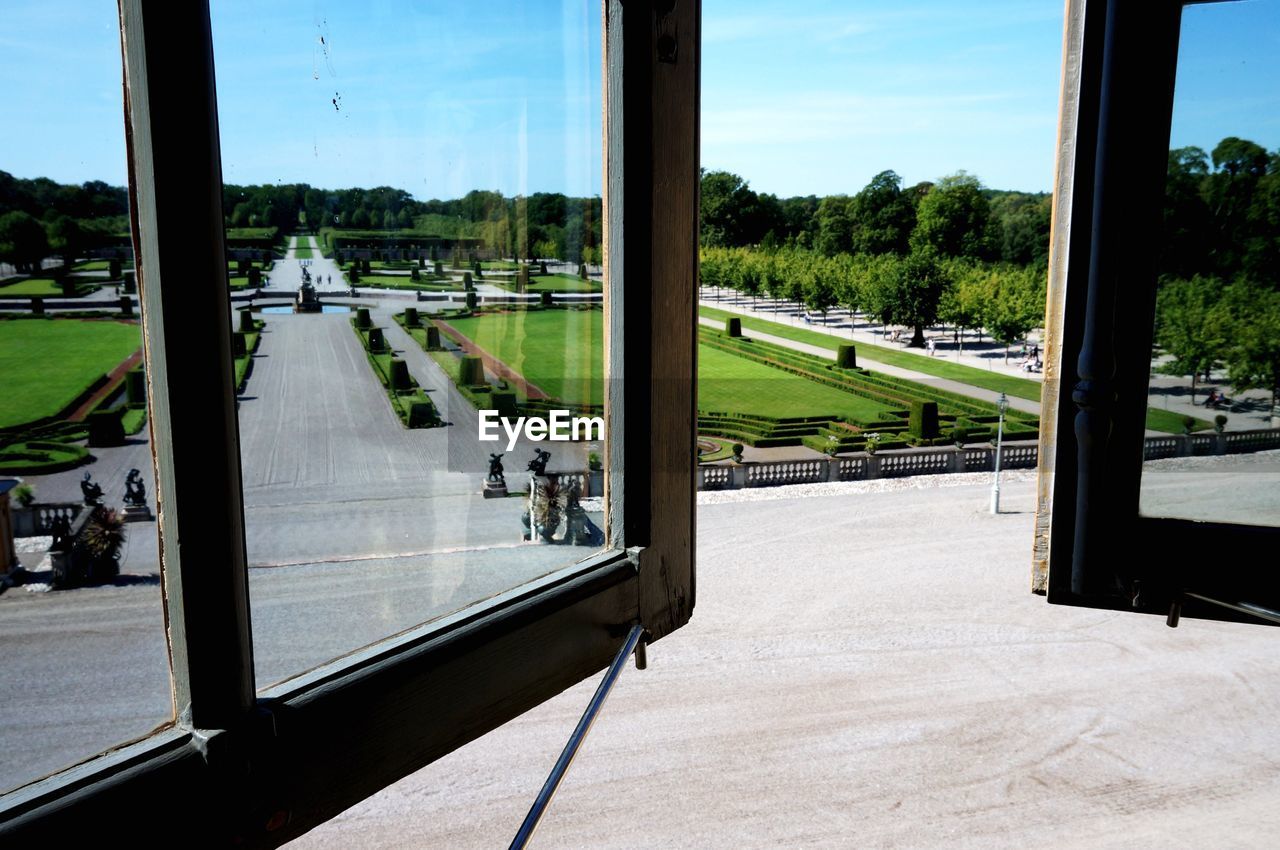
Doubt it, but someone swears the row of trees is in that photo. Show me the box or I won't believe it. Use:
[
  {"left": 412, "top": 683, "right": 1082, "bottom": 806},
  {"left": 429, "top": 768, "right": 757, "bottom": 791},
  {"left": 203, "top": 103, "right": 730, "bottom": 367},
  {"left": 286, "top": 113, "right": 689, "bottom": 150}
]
[
  {"left": 1156, "top": 275, "right": 1280, "bottom": 414},
  {"left": 0, "top": 170, "right": 131, "bottom": 271},
  {"left": 700, "top": 168, "right": 1052, "bottom": 268},
  {"left": 699, "top": 246, "right": 1046, "bottom": 354},
  {"left": 225, "top": 183, "right": 603, "bottom": 263}
]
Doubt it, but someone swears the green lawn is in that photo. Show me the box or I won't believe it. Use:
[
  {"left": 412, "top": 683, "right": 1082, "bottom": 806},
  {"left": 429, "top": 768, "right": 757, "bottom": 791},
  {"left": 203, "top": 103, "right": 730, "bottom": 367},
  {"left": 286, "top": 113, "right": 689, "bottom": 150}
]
[
  {"left": 293, "top": 239, "right": 313, "bottom": 259},
  {"left": 354, "top": 274, "right": 456, "bottom": 291},
  {"left": 72, "top": 260, "right": 132, "bottom": 272},
  {"left": 443, "top": 307, "right": 893, "bottom": 421},
  {"left": 490, "top": 273, "right": 600, "bottom": 293},
  {"left": 443, "top": 309, "right": 604, "bottom": 405},
  {"left": 699, "top": 305, "right": 1210, "bottom": 433},
  {"left": 0, "top": 319, "right": 141, "bottom": 428},
  {"left": 0, "top": 278, "right": 97, "bottom": 297},
  {"left": 700, "top": 305, "right": 1043, "bottom": 401},
  {"left": 698, "top": 344, "right": 894, "bottom": 420}
]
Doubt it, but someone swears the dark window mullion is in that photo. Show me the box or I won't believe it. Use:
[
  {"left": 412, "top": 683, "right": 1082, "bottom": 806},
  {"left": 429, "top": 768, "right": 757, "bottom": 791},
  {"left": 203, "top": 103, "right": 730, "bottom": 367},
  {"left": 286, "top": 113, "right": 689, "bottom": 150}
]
[{"left": 120, "top": 0, "right": 256, "bottom": 731}]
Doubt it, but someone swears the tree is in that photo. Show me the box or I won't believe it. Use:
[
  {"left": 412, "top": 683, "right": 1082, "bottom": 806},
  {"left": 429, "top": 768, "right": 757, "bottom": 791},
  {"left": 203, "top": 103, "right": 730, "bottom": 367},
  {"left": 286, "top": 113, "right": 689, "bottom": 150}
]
[
  {"left": 45, "top": 214, "right": 83, "bottom": 266},
  {"left": 699, "top": 170, "right": 761, "bottom": 247},
  {"left": 813, "top": 196, "right": 853, "bottom": 256},
  {"left": 351, "top": 207, "right": 371, "bottom": 228},
  {"left": 910, "top": 172, "right": 994, "bottom": 259},
  {"left": 1219, "top": 279, "right": 1280, "bottom": 421},
  {"left": 1154, "top": 275, "right": 1228, "bottom": 404},
  {"left": 890, "top": 250, "right": 951, "bottom": 347},
  {"left": 984, "top": 265, "right": 1045, "bottom": 361},
  {"left": 0, "top": 210, "right": 50, "bottom": 272},
  {"left": 849, "top": 170, "right": 915, "bottom": 256}
]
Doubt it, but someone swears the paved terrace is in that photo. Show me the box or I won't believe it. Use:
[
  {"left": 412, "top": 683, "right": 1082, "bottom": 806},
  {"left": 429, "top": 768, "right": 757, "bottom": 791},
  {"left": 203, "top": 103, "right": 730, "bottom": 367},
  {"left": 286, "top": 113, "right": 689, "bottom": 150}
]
[{"left": 295, "top": 459, "right": 1280, "bottom": 849}]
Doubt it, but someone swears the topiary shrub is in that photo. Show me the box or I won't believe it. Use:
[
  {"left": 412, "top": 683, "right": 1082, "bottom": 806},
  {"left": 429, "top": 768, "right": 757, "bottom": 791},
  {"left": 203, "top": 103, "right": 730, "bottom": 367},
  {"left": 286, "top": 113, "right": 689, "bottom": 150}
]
[
  {"left": 408, "top": 400, "right": 437, "bottom": 428},
  {"left": 30, "top": 297, "right": 44, "bottom": 315},
  {"left": 355, "top": 307, "right": 371, "bottom": 329},
  {"left": 262, "top": 250, "right": 272, "bottom": 265},
  {"left": 492, "top": 390, "right": 517, "bottom": 419},
  {"left": 465, "top": 291, "right": 478, "bottom": 310},
  {"left": 349, "top": 267, "right": 361, "bottom": 284},
  {"left": 460, "top": 355, "right": 485, "bottom": 387},
  {"left": 119, "top": 296, "right": 134, "bottom": 317},
  {"left": 578, "top": 263, "right": 588, "bottom": 280},
  {"left": 434, "top": 260, "right": 443, "bottom": 276},
  {"left": 404, "top": 307, "right": 420, "bottom": 326},
  {"left": 539, "top": 261, "right": 548, "bottom": 275},
  {"left": 362, "top": 258, "right": 371, "bottom": 274},
  {"left": 108, "top": 258, "right": 122, "bottom": 280},
  {"left": 231, "top": 332, "right": 247, "bottom": 357},
  {"left": 126, "top": 368, "right": 146, "bottom": 405},
  {"left": 908, "top": 401, "right": 940, "bottom": 439},
  {"left": 239, "top": 308, "right": 256, "bottom": 333},
  {"left": 336, "top": 250, "right": 346, "bottom": 265},
  {"left": 418, "top": 256, "right": 425, "bottom": 269},
  {"left": 951, "top": 425, "right": 969, "bottom": 447},
  {"left": 463, "top": 271, "right": 473, "bottom": 290},
  {"left": 726, "top": 317, "right": 742, "bottom": 337},
  {"left": 540, "top": 291, "right": 553, "bottom": 307},
  {"left": 410, "top": 266, "right": 420, "bottom": 281},
  {"left": 237, "top": 258, "right": 251, "bottom": 275},
  {"left": 248, "top": 267, "right": 261, "bottom": 288},
  {"left": 1214, "top": 414, "right": 1228, "bottom": 433},
  {"left": 425, "top": 326, "right": 441, "bottom": 349},
  {"left": 517, "top": 265, "right": 530, "bottom": 292},
  {"left": 731, "top": 442, "right": 745, "bottom": 462},
  {"left": 389, "top": 357, "right": 411, "bottom": 391},
  {"left": 60, "top": 278, "right": 78, "bottom": 297},
  {"left": 1182, "top": 415, "right": 1195, "bottom": 435},
  {"left": 122, "top": 270, "right": 136, "bottom": 293},
  {"left": 835, "top": 344, "right": 857, "bottom": 369},
  {"left": 367, "top": 327, "right": 385, "bottom": 352},
  {"left": 88, "top": 408, "right": 126, "bottom": 447}
]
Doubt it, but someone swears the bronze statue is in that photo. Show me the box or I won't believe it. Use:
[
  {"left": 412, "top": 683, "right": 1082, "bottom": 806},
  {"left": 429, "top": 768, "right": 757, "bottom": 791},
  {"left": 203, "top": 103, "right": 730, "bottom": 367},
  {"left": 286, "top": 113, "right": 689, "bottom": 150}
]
[
  {"left": 487, "top": 453, "right": 505, "bottom": 484},
  {"left": 80, "top": 472, "right": 103, "bottom": 506},
  {"left": 527, "top": 449, "right": 551, "bottom": 476},
  {"left": 124, "top": 468, "right": 147, "bottom": 507}
]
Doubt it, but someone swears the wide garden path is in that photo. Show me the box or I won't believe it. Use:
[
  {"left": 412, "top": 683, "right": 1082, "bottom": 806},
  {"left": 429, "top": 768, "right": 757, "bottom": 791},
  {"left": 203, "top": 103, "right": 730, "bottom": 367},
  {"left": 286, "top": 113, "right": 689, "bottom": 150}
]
[{"left": 270, "top": 234, "right": 342, "bottom": 292}]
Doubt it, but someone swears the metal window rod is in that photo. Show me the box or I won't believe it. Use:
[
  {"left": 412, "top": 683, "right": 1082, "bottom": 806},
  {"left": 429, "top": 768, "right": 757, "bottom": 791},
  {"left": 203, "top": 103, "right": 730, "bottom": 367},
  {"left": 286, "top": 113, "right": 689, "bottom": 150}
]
[
  {"left": 509, "top": 624, "right": 647, "bottom": 850},
  {"left": 1182, "top": 593, "right": 1280, "bottom": 627}
]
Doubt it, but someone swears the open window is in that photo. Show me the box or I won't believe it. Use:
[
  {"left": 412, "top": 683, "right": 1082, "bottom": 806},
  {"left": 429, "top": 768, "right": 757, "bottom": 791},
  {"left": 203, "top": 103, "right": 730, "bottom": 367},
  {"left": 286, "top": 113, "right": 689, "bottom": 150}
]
[
  {"left": 1035, "top": 0, "right": 1280, "bottom": 627},
  {"left": 0, "top": 0, "right": 697, "bottom": 844}
]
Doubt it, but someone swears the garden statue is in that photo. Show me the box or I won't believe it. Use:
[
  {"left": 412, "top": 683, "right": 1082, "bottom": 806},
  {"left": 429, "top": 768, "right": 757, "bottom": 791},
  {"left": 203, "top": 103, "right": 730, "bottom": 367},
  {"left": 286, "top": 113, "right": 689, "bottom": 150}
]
[
  {"left": 49, "top": 513, "right": 72, "bottom": 552},
  {"left": 563, "top": 480, "right": 605, "bottom": 547},
  {"left": 487, "top": 453, "right": 505, "bottom": 484},
  {"left": 124, "top": 469, "right": 147, "bottom": 507},
  {"left": 483, "top": 453, "right": 508, "bottom": 499},
  {"left": 527, "top": 449, "right": 551, "bottom": 476},
  {"left": 122, "top": 468, "right": 153, "bottom": 521},
  {"left": 80, "top": 472, "right": 103, "bottom": 506}
]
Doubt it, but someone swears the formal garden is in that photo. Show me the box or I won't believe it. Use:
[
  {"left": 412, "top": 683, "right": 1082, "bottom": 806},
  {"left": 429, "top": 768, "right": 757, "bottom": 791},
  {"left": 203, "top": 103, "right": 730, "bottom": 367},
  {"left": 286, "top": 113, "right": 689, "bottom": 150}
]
[
  {"left": 0, "top": 317, "right": 147, "bottom": 474},
  {"left": 395, "top": 303, "right": 1041, "bottom": 456}
]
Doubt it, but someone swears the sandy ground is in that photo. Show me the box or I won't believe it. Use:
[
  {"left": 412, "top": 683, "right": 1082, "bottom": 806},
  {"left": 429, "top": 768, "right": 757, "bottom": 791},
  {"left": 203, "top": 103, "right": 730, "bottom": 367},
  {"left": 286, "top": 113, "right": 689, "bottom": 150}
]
[{"left": 287, "top": 468, "right": 1280, "bottom": 849}]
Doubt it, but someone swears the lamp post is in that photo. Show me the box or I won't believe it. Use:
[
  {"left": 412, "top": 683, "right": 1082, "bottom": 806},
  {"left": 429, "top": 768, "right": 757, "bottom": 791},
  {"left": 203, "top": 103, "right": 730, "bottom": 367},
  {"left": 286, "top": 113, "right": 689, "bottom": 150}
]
[{"left": 990, "top": 392, "right": 1008, "bottom": 514}]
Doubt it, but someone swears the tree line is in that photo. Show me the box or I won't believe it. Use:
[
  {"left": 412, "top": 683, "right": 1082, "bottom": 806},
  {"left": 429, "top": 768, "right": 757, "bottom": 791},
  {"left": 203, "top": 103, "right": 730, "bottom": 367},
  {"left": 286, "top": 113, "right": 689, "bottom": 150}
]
[
  {"left": 700, "top": 246, "right": 1045, "bottom": 355},
  {"left": 0, "top": 170, "right": 130, "bottom": 271}
]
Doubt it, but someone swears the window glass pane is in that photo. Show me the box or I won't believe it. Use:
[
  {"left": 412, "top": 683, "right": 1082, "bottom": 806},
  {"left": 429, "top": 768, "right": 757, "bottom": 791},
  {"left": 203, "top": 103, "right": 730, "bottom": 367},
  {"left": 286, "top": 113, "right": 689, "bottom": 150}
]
[
  {"left": 0, "top": 2, "right": 173, "bottom": 792},
  {"left": 209, "top": 0, "right": 607, "bottom": 689},
  {"left": 1139, "top": 1, "right": 1280, "bottom": 526}
]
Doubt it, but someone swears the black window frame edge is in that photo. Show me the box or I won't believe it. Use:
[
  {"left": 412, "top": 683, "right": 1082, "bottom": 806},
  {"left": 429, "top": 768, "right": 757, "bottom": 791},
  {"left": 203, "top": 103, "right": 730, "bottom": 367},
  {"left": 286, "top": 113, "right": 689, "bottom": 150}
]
[
  {"left": 1035, "top": 0, "right": 1279, "bottom": 627},
  {"left": 0, "top": 0, "right": 699, "bottom": 844}
]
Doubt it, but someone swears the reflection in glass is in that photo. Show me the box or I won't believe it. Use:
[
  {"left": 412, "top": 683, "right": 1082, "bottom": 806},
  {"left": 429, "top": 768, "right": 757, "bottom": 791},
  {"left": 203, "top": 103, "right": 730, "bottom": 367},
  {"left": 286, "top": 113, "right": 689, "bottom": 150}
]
[
  {"left": 0, "top": 3, "right": 173, "bottom": 792},
  {"left": 207, "top": 1, "right": 607, "bottom": 689},
  {"left": 1139, "top": 1, "right": 1280, "bottom": 527}
]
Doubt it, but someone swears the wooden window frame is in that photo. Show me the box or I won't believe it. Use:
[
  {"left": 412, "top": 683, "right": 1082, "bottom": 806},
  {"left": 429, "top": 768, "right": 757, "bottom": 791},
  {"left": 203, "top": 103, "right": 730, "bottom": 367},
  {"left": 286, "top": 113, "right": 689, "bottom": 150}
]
[
  {"left": 1034, "top": 0, "right": 1279, "bottom": 627},
  {"left": 0, "top": 0, "right": 699, "bottom": 844}
]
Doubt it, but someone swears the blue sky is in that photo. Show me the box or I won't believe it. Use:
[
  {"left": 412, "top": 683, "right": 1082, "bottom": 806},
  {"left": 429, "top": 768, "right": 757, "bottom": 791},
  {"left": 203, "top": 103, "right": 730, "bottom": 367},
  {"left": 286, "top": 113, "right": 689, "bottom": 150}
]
[{"left": 1, "top": 1, "right": 1277, "bottom": 199}]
